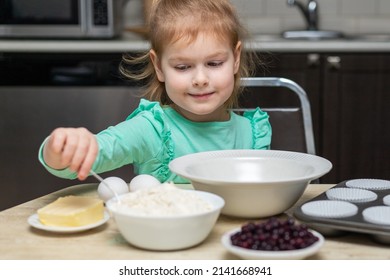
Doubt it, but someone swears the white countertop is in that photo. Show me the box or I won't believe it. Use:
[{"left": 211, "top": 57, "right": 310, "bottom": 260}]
[{"left": 1, "top": 33, "right": 390, "bottom": 53}]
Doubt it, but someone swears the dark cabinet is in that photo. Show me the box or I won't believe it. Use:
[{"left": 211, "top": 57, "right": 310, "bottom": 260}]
[
  {"left": 322, "top": 54, "right": 390, "bottom": 183},
  {"left": 256, "top": 53, "right": 390, "bottom": 183}
]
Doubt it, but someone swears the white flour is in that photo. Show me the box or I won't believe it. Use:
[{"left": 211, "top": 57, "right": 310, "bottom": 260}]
[{"left": 113, "top": 183, "right": 213, "bottom": 216}]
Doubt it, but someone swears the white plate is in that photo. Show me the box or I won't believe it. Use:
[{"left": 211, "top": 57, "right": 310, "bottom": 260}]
[
  {"left": 221, "top": 227, "right": 324, "bottom": 260},
  {"left": 28, "top": 211, "right": 110, "bottom": 233}
]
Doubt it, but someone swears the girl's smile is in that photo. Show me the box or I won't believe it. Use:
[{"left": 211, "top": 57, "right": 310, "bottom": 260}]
[{"left": 188, "top": 91, "right": 215, "bottom": 98}]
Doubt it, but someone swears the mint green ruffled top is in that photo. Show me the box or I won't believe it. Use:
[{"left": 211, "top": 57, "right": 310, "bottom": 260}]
[{"left": 39, "top": 99, "right": 272, "bottom": 183}]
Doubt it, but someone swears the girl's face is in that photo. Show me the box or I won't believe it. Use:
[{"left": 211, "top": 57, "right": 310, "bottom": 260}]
[{"left": 150, "top": 32, "right": 241, "bottom": 122}]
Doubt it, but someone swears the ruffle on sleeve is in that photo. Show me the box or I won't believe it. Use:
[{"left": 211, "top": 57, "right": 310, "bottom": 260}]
[
  {"left": 127, "top": 99, "right": 174, "bottom": 182},
  {"left": 243, "top": 108, "right": 272, "bottom": 150}
]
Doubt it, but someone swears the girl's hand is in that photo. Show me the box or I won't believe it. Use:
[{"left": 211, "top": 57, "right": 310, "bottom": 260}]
[{"left": 42, "top": 127, "right": 98, "bottom": 180}]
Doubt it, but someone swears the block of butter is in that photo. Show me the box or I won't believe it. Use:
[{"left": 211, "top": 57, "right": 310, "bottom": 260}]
[{"left": 37, "top": 195, "right": 104, "bottom": 227}]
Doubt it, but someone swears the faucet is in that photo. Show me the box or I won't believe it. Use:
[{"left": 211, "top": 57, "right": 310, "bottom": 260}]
[{"left": 287, "top": 0, "right": 318, "bottom": 31}]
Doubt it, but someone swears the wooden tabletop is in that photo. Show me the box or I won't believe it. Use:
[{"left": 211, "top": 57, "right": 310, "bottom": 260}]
[{"left": 0, "top": 183, "right": 389, "bottom": 260}]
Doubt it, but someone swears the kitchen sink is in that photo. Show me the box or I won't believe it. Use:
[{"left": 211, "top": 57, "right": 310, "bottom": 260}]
[{"left": 282, "top": 30, "right": 344, "bottom": 40}]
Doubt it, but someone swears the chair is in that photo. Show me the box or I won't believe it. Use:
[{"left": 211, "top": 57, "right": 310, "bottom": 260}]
[{"left": 237, "top": 77, "right": 316, "bottom": 155}]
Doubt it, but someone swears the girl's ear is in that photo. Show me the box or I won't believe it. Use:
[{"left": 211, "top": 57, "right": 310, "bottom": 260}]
[
  {"left": 233, "top": 41, "right": 242, "bottom": 74},
  {"left": 150, "top": 49, "right": 165, "bottom": 82}
]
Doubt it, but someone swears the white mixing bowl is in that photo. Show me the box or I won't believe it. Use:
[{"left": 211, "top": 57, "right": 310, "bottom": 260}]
[{"left": 169, "top": 150, "right": 332, "bottom": 218}]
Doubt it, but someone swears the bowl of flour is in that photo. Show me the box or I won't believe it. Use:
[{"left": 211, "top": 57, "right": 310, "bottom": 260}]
[{"left": 106, "top": 183, "right": 225, "bottom": 251}]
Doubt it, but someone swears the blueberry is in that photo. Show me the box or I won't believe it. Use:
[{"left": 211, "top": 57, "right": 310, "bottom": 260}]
[{"left": 230, "top": 217, "right": 318, "bottom": 251}]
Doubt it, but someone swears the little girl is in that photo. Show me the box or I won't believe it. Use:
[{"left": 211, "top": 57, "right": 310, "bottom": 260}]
[{"left": 38, "top": 0, "right": 272, "bottom": 183}]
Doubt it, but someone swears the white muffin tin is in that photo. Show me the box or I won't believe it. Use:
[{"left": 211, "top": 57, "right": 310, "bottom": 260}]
[{"left": 294, "top": 179, "right": 390, "bottom": 244}]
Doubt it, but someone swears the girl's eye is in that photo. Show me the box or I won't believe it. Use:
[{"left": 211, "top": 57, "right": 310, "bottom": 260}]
[
  {"left": 208, "top": 61, "right": 223, "bottom": 67},
  {"left": 174, "top": 65, "right": 190, "bottom": 71}
]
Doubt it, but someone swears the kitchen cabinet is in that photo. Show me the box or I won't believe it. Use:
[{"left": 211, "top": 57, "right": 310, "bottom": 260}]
[
  {"left": 252, "top": 53, "right": 390, "bottom": 183},
  {"left": 322, "top": 54, "right": 390, "bottom": 183}
]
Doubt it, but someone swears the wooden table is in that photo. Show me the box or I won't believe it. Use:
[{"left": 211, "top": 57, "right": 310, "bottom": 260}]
[{"left": 0, "top": 183, "right": 389, "bottom": 260}]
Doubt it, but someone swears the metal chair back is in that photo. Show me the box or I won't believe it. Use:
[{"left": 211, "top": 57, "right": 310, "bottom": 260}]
[{"left": 237, "top": 77, "right": 315, "bottom": 155}]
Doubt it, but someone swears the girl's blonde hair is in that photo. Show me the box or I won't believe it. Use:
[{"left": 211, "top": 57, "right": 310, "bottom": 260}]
[{"left": 120, "top": 0, "right": 258, "bottom": 108}]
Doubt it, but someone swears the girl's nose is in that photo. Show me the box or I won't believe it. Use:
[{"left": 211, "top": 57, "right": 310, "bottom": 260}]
[{"left": 192, "top": 69, "right": 209, "bottom": 87}]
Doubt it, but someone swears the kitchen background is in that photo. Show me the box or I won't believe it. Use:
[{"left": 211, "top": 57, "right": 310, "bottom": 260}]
[
  {"left": 125, "top": 0, "right": 390, "bottom": 36},
  {"left": 1, "top": 0, "right": 390, "bottom": 211}
]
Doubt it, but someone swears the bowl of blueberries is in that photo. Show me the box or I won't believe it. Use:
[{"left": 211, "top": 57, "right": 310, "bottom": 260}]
[{"left": 221, "top": 217, "right": 324, "bottom": 260}]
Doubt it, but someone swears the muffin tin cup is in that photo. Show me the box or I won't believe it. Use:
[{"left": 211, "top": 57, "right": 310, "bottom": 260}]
[
  {"left": 362, "top": 206, "right": 390, "bottom": 226},
  {"left": 301, "top": 200, "right": 358, "bottom": 218},
  {"left": 326, "top": 187, "right": 377, "bottom": 203},
  {"left": 294, "top": 179, "right": 390, "bottom": 245},
  {"left": 346, "top": 178, "right": 390, "bottom": 191}
]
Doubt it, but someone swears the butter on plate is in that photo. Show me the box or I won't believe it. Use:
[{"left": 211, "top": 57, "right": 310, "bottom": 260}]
[{"left": 37, "top": 195, "right": 104, "bottom": 227}]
